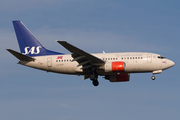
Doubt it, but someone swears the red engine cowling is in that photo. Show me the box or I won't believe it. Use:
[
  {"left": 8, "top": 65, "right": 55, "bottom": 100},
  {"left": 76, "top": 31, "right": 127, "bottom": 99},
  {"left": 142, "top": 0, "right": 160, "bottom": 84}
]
[
  {"left": 104, "top": 61, "right": 125, "bottom": 72},
  {"left": 105, "top": 73, "right": 130, "bottom": 82}
]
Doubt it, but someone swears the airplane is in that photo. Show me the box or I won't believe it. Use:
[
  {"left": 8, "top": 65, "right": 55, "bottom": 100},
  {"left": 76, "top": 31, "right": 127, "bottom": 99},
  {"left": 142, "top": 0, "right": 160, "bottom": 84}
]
[{"left": 7, "top": 21, "right": 175, "bottom": 86}]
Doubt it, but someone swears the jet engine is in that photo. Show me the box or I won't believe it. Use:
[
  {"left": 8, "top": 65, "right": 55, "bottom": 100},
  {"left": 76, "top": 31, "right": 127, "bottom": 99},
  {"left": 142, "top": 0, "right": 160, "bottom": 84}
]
[
  {"left": 105, "top": 73, "right": 130, "bottom": 82},
  {"left": 104, "top": 61, "right": 125, "bottom": 72}
]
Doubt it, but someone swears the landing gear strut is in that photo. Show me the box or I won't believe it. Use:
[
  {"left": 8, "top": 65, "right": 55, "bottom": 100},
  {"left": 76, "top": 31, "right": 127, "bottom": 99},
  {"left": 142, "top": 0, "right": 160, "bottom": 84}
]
[{"left": 90, "top": 72, "right": 99, "bottom": 86}]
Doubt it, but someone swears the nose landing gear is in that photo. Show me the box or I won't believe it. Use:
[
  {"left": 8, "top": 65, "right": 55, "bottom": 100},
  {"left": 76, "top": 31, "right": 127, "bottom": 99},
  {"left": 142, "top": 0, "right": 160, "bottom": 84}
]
[
  {"left": 151, "top": 70, "right": 162, "bottom": 80},
  {"left": 151, "top": 75, "right": 156, "bottom": 80}
]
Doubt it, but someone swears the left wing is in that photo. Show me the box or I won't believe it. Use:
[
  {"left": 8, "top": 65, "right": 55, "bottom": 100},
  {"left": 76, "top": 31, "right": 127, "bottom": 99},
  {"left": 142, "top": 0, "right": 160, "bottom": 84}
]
[{"left": 57, "top": 41, "right": 105, "bottom": 69}]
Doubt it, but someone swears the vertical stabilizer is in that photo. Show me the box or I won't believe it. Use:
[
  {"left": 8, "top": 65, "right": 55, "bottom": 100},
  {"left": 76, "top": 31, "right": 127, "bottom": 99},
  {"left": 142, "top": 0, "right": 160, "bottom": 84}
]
[{"left": 13, "top": 21, "right": 63, "bottom": 57}]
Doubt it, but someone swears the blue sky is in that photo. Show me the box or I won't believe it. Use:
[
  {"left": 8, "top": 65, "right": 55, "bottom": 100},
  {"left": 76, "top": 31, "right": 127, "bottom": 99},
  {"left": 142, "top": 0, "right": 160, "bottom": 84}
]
[{"left": 0, "top": 0, "right": 179, "bottom": 120}]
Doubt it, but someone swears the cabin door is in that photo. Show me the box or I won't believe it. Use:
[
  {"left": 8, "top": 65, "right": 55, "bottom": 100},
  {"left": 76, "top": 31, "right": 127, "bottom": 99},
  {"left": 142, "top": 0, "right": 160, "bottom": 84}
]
[{"left": 47, "top": 58, "right": 52, "bottom": 67}]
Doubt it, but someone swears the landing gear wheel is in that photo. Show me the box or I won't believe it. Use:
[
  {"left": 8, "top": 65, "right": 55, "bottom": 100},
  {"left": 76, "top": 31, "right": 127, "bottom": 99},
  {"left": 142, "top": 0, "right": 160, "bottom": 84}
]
[
  {"left": 151, "top": 76, "right": 155, "bottom": 80},
  {"left": 92, "top": 80, "right": 99, "bottom": 86}
]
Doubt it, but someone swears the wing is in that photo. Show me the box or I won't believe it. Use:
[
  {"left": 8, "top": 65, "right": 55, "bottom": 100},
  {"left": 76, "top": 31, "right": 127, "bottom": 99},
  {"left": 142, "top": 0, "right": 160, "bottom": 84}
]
[{"left": 57, "top": 41, "right": 105, "bottom": 69}]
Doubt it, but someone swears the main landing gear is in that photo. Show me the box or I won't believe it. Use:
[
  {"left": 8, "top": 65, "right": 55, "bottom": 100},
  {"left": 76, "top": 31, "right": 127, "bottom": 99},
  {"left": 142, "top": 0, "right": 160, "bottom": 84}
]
[
  {"left": 92, "top": 79, "right": 99, "bottom": 86},
  {"left": 90, "top": 72, "right": 99, "bottom": 86}
]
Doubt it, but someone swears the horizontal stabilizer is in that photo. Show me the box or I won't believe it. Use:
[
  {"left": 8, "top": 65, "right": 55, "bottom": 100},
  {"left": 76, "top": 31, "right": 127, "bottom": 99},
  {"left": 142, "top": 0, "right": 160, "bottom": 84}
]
[{"left": 6, "top": 49, "right": 35, "bottom": 61}]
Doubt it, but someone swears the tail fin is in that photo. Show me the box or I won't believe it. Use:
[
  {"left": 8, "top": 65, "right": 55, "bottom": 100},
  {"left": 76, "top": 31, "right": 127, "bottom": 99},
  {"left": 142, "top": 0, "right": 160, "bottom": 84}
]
[{"left": 13, "top": 21, "right": 63, "bottom": 57}]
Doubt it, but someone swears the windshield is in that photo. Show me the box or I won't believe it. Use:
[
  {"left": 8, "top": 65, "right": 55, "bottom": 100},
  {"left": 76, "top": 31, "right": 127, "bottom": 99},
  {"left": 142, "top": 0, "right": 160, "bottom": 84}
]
[{"left": 158, "top": 55, "right": 166, "bottom": 59}]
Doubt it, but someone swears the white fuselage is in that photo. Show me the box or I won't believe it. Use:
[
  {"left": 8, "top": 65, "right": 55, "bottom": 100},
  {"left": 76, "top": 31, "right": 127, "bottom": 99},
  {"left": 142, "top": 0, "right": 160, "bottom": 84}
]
[{"left": 20, "top": 52, "right": 174, "bottom": 76}]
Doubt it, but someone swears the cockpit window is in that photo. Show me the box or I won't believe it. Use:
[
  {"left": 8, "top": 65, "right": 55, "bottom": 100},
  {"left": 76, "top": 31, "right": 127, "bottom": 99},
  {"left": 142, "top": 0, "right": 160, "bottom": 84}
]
[{"left": 158, "top": 55, "right": 166, "bottom": 59}]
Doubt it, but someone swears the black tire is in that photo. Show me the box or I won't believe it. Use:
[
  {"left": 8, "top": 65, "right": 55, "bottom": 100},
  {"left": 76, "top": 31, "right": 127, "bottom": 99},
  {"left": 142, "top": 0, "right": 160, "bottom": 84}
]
[
  {"left": 92, "top": 80, "right": 99, "bottom": 86},
  {"left": 151, "top": 76, "right": 155, "bottom": 80}
]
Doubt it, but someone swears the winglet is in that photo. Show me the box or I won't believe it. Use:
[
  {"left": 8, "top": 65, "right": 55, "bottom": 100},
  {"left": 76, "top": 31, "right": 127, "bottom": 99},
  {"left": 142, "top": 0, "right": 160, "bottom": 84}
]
[{"left": 6, "top": 49, "right": 35, "bottom": 61}]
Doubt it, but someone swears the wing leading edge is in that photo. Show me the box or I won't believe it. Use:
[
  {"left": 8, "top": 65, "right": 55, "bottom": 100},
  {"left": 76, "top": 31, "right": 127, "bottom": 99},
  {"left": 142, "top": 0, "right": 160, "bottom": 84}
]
[{"left": 57, "top": 41, "right": 105, "bottom": 69}]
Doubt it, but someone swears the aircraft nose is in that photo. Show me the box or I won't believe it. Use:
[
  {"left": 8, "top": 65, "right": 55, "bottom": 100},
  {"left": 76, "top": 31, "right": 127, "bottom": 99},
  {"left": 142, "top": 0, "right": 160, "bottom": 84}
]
[{"left": 168, "top": 60, "right": 175, "bottom": 67}]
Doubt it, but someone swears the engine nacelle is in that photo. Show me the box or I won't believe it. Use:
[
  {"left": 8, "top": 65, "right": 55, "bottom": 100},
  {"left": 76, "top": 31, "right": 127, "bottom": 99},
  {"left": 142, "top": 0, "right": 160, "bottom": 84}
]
[
  {"left": 105, "top": 73, "right": 130, "bottom": 82},
  {"left": 104, "top": 61, "right": 125, "bottom": 72}
]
